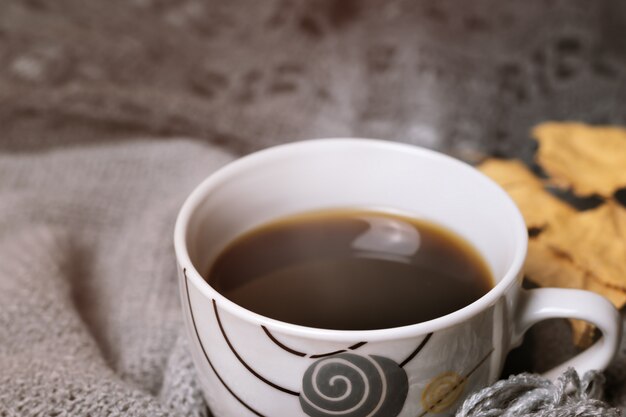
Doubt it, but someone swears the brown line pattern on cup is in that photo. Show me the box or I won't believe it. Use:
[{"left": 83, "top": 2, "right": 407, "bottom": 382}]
[
  {"left": 183, "top": 268, "right": 266, "bottom": 417},
  {"left": 213, "top": 299, "right": 300, "bottom": 396},
  {"left": 261, "top": 325, "right": 307, "bottom": 357},
  {"left": 261, "top": 326, "right": 368, "bottom": 358},
  {"left": 399, "top": 332, "right": 433, "bottom": 368},
  {"left": 416, "top": 348, "right": 495, "bottom": 417},
  {"left": 309, "top": 349, "right": 348, "bottom": 359},
  {"left": 348, "top": 341, "right": 368, "bottom": 350}
]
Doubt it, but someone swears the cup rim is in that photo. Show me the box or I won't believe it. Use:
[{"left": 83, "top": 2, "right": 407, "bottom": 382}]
[{"left": 174, "top": 138, "right": 528, "bottom": 342}]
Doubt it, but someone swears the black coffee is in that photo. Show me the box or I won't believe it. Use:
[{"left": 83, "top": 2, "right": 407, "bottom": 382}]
[{"left": 207, "top": 209, "right": 493, "bottom": 330}]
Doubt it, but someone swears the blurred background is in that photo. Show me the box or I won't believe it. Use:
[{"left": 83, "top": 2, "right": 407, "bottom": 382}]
[{"left": 1, "top": 0, "right": 625, "bottom": 163}]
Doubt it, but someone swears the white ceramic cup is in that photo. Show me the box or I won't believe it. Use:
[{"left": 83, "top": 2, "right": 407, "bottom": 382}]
[{"left": 174, "top": 139, "right": 621, "bottom": 417}]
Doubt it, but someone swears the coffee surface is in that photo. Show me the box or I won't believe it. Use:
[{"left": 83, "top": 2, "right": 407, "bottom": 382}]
[{"left": 207, "top": 209, "right": 493, "bottom": 330}]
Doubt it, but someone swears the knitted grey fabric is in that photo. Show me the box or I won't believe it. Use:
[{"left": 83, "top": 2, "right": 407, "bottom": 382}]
[
  {"left": 456, "top": 369, "right": 620, "bottom": 417},
  {"left": 0, "top": 142, "right": 234, "bottom": 416}
]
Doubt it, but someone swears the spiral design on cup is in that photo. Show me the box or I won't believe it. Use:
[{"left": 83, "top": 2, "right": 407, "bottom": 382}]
[
  {"left": 299, "top": 353, "right": 408, "bottom": 417},
  {"left": 421, "top": 371, "right": 466, "bottom": 414}
]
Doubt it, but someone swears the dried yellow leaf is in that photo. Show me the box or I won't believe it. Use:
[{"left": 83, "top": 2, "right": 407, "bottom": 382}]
[
  {"left": 482, "top": 123, "right": 626, "bottom": 348},
  {"left": 525, "top": 238, "right": 585, "bottom": 289},
  {"left": 526, "top": 238, "right": 626, "bottom": 309},
  {"left": 542, "top": 201, "right": 626, "bottom": 290},
  {"left": 534, "top": 122, "right": 626, "bottom": 197},
  {"left": 479, "top": 159, "right": 575, "bottom": 229}
]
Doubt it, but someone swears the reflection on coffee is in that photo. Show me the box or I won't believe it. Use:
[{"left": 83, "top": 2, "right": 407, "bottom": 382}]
[{"left": 207, "top": 209, "right": 493, "bottom": 330}]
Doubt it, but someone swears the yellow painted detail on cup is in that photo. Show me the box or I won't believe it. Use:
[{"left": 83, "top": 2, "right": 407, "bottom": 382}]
[{"left": 421, "top": 371, "right": 466, "bottom": 413}]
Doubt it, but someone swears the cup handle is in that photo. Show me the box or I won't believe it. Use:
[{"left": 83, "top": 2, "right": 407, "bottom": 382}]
[{"left": 513, "top": 288, "right": 622, "bottom": 380}]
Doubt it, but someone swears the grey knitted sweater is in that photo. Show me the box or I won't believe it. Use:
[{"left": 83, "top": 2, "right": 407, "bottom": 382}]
[{"left": 0, "top": 142, "right": 233, "bottom": 416}]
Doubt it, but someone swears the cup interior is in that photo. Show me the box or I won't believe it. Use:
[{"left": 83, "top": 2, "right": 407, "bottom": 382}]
[{"left": 183, "top": 139, "right": 526, "bottom": 295}]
